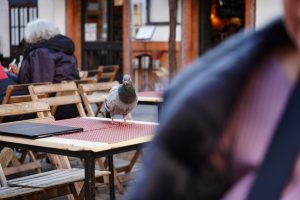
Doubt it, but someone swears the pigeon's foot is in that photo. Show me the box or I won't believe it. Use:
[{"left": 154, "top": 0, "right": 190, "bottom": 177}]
[{"left": 122, "top": 118, "right": 127, "bottom": 126}]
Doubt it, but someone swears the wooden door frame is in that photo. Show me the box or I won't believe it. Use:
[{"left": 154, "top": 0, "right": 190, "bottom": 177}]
[
  {"left": 66, "top": 0, "right": 82, "bottom": 68},
  {"left": 123, "top": 0, "right": 131, "bottom": 75},
  {"left": 245, "top": 0, "right": 256, "bottom": 30}
]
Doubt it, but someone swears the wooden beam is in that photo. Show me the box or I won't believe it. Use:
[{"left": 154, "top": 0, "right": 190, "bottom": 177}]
[
  {"left": 181, "top": 0, "right": 199, "bottom": 66},
  {"left": 66, "top": 0, "right": 82, "bottom": 68},
  {"left": 123, "top": 0, "right": 132, "bottom": 75},
  {"left": 245, "top": 0, "right": 256, "bottom": 30}
]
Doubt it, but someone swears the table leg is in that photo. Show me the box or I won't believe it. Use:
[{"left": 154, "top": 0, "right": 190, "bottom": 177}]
[
  {"left": 85, "top": 156, "right": 96, "bottom": 200},
  {"left": 107, "top": 155, "right": 116, "bottom": 200},
  {"left": 158, "top": 103, "right": 162, "bottom": 121}
]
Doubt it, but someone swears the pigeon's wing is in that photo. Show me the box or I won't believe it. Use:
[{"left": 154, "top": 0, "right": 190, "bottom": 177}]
[{"left": 100, "top": 85, "right": 119, "bottom": 114}]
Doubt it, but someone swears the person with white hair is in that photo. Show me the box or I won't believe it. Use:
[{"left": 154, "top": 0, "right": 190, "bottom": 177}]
[
  {"left": 12, "top": 18, "right": 80, "bottom": 84},
  {"left": 11, "top": 19, "right": 80, "bottom": 119}
]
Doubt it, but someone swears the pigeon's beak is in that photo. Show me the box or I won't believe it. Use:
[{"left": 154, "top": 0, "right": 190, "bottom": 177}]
[{"left": 124, "top": 81, "right": 129, "bottom": 86}]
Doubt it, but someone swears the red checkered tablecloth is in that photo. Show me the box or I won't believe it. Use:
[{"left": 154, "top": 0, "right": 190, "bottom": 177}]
[{"left": 49, "top": 118, "right": 157, "bottom": 144}]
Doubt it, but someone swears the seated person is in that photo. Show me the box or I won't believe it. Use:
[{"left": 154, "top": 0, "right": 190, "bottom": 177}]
[
  {"left": 10, "top": 19, "right": 80, "bottom": 120},
  {"left": 0, "top": 64, "right": 16, "bottom": 103}
]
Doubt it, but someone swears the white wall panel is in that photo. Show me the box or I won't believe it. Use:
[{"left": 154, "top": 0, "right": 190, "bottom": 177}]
[
  {"left": 0, "top": 0, "right": 10, "bottom": 57},
  {"left": 256, "top": 0, "right": 283, "bottom": 29},
  {"left": 38, "top": 0, "right": 66, "bottom": 34}
]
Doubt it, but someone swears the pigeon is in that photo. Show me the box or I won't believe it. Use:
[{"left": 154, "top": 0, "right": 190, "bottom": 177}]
[{"left": 100, "top": 74, "right": 138, "bottom": 124}]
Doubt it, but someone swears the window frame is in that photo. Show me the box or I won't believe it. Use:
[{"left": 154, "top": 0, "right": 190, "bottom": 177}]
[{"left": 9, "top": 0, "right": 38, "bottom": 50}]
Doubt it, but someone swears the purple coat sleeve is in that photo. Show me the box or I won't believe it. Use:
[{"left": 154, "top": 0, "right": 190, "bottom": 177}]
[{"left": 18, "top": 49, "right": 56, "bottom": 83}]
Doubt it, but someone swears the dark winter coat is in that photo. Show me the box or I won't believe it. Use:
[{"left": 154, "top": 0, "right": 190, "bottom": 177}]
[
  {"left": 17, "top": 34, "right": 80, "bottom": 120},
  {"left": 125, "top": 18, "right": 294, "bottom": 200},
  {"left": 0, "top": 78, "right": 16, "bottom": 103},
  {"left": 18, "top": 34, "right": 79, "bottom": 84}
]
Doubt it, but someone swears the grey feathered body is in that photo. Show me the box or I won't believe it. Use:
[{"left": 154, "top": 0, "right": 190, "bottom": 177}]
[{"left": 101, "top": 77, "right": 137, "bottom": 118}]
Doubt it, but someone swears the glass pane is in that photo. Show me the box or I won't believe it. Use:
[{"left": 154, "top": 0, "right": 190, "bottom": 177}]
[
  {"left": 29, "top": 8, "right": 33, "bottom": 21},
  {"left": 85, "top": 0, "right": 108, "bottom": 42},
  {"left": 33, "top": 8, "right": 37, "bottom": 20},
  {"left": 11, "top": 8, "right": 15, "bottom": 26},
  {"left": 20, "top": 27, "right": 24, "bottom": 41},
  {"left": 14, "top": 8, "right": 18, "bottom": 26},
  {"left": 112, "top": 2, "right": 122, "bottom": 41},
  {"left": 20, "top": 8, "right": 24, "bottom": 26},
  {"left": 11, "top": 28, "right": 15, "bottom": 45},
  {"left": 24, "top": 8, "right": 27, "bottom": 25},
  {"left": 150, "top": 0, "right": 169, "bottom": 23},
  {"left": 15, "top": 27, "right": 19, "bottom": 45}
]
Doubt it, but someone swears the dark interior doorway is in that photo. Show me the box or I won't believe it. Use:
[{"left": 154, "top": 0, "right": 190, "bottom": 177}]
[
  {"left": 82, "top": 0, "right": 123, "bottom": 82},
  {"left": 199, "top": 0, "right": 245, "bottom": 54}
]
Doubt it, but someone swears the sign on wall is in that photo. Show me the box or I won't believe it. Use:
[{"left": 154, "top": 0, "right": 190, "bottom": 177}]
[{"left": 85, "top": 23, "right": 97, "bottom": 42}]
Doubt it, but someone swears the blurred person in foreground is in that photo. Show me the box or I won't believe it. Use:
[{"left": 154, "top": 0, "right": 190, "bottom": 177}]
[
  {"left": 10, "top": 19, "right": 80, "bottom": 120},
  {"left": 125, "top": 0, "right": 300, "bottom": 199}
]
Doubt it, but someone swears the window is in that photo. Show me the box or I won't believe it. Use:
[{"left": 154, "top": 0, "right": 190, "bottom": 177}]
[
  {"left": 9, "top": 0, "right": 38, "bottom": 48},
  {"left": 146, "top": 0, "right": 181, "bottom": 25}
]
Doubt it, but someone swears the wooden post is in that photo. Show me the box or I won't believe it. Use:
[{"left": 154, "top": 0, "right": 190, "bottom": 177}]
[{"left": 168, "top": 0, "right": 177, "bottom": 80}]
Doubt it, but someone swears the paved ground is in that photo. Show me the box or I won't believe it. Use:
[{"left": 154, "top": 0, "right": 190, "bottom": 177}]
[{"left": 49, "top": 104, "right": 158, "bottom": 200}]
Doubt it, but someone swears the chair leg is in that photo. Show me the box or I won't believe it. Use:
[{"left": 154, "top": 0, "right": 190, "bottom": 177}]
[
  {"left": 78, "top": 183, "right": 85, "bottom": 200},
  {"left": 27, "top": 151, "right": 41, "bottom": 173},
  {"left": 69, "top": 183, "right": 79, "bottom": 200},
  {"left": 96, "top": 158, "right": 124, "bottom": 193},
  {"left": 124, "top": 151, "right": 140, "bottom": 174},
  {"left": 18, "top": 150, "right": 27, "bottom": 163},
  {"left": 113, "top": 167, "right": 124, "bottom": 193}
]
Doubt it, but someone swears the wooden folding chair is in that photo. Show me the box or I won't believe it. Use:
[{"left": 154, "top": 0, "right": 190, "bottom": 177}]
[
  {"left": 78, "top": 81, "right": 119, "bottom": 117},
  {"left": 28, "top": 82, "right": 86, "bottom": 118},
  {"left": 0, "top": 101, "right": 55, "bottom": 173},
  {"left": 0, "top": 82, "right": 51, "bottom": 123},
  {"left": 96, "top": 65, "right": 119, "bottom": 82},
  {"left": 0, "top": 165, "right": 43, "bottom": 200},
  {"left": 0, "top": 147, "right": 110, "bottom": 200}
]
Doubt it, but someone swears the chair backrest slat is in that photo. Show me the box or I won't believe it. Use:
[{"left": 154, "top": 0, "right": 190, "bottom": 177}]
[
  {"left": 2, "top": 82, "right": 51, "bottom": 105},
  {"left": 29, "top": 82, "right": 77, "bottom": 94},
  {"left": 0, "top": 101, "right": 52, "bottom": 117},
  {"left": 37, "top": 95, "right": 82, "bottom": 106},
  {"left": 96, "top": 65, "right": 119, "bottom": 82},
  {"left": 80, "top": 81, "right": 119, "bottom": 93}
]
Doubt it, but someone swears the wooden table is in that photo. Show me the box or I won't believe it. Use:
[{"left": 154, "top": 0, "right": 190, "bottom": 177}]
[
  {"left": 137, "top": 91, "right": 163, "bottom": 118},
  {"left": 0, "top": 117, "right": 158, "bottom": 200},
  {"left": 137, "top": 91, "right": 163, "bottom": 104}
]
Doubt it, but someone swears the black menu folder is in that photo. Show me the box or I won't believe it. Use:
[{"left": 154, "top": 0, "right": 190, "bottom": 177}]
[{"left": 0, "top": 122, "right": 83, "bottom": 139}]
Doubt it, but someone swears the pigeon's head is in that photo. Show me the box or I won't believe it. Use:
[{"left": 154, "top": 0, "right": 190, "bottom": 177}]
[{"left": 123, "top": 74, "right": 133, "bottom": 86}]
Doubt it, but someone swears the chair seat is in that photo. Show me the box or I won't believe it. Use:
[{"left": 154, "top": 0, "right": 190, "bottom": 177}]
[
  {"left": 0, "top": 186, "right": 42, "bottom": 199},
  {"left": 7, "top": 168, "right": 110, "bottom": 189}
]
